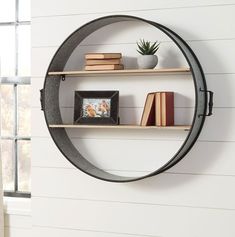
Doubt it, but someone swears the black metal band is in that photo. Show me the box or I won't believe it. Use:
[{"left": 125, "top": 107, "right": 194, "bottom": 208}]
[{"left": 41, "top": 15, "right": 212, "bottom": 182}]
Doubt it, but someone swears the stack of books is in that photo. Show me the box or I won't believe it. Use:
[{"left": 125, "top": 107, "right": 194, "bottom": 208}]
[
  {"left": 140, "top": 92, "right": 174, "bottom": 126},
  {"left": 84, "top": 53, "right": 123, "bottom": 71}
]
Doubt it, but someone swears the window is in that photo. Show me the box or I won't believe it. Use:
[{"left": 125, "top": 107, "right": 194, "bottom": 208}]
[{"left": 0, "top": 0, "right": 31, "bottom": 198}]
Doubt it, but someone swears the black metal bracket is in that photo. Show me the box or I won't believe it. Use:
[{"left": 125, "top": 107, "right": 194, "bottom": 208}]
[
  {"left": 61, "top": 74, "right": 66, "bottom": 81},
  {"left": 40, "top": 89, "right": 45, "bottom": 111},
  {"left": 199, "top": 88, "right": 214, "bottom": 116}
]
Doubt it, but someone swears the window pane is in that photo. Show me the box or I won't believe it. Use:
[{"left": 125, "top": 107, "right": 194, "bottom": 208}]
[
  {"left": 1, "top": 140, "right": 14, "bottom": 191},
  {"left": 0, "top": 0, "right": 15, "bottom": 22},
  {"left": 18, "top": 25, "right": 31, "bottom": 76},
  {"left": 19, "top": 0, "right": 31, "bottom": 21},
  {"left": 18, "top": 85, "right": 31, "bottom": 136},
  {"left": 18, "top": 140, "right": 31, "bottom": 192},
  {"left": 0, "top": 85, "right": 14, "bottom": 136},
  {"left": 0, "top": 26, "right": 16, "bottom": 76}
]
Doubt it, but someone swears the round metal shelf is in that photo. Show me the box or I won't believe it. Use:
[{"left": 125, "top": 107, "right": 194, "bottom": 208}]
[{"left": 41, "top": 15, "right": 213, "bottom": 182}]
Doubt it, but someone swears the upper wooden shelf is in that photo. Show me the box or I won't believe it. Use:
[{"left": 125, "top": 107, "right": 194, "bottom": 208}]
[
  {"left": 49, "top": 124, "right": 191, "bottom": 131},
  {"left": 48, "top": 68, "right": 191, "bottom": 77}
]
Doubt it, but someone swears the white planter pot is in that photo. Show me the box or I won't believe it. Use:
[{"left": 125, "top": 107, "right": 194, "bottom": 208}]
[{"left": 137, "top": 55, "right": 158, "bottom": 69}]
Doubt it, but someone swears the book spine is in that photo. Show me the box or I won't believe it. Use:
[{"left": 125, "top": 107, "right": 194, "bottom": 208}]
[
  {"left": 140, "top": 94, "right": 149, "bottom": 126},
  {"left": 85, "top": 53, "right": 122, "bottom": 59},
  {"left": 86, "top": 59, "right": 121, "bottom": 65},
  {"left": 161, "top": 93, "right": 166, "bottom": 126},
  {"left": 156, "top": 92, "right": 162, "bottom": 126},
  {"left": 85, "top": 64, "right": 124, "bottom": 71},
  {"left": 140, "top": 93, "right": 155, "bottom": 126},
  {"left": 161, "top": 92, "right": 174, "bottom": 126},
  {"left": 146, "top": 95, "right": 155, "bottom": 126}
]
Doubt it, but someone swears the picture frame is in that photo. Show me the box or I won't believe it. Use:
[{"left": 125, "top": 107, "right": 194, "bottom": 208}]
[{"left": 74, "top": 90, "right": 119, "bottom": 125}]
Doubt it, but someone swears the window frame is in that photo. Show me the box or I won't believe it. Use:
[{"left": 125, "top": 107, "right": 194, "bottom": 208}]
[{"left": 0, "top": 0, "right": 31, "bottom": 198}]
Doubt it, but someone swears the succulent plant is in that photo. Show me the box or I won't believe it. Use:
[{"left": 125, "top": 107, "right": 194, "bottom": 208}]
[{"left": 136, "top": 39, "right": 160, "bottom": 55}]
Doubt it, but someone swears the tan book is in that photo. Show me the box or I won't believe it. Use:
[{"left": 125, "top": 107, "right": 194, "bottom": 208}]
[
  {"left": 86, "top": 59, "right": 121, "bottom": 65},
  {"left": 161, "top": 92, "right": 174, "bottom": 126},
  {"left": 155, "top": 92, "right": 162, "bottom": 126},
  {"left": 85, "top": 64, "right": 124, "bottom": 71},
  {"left": 85, "top": 53, "right": 122, "bottom": 60},
  {"left": 140, "top": 93, "right": 155, "bottom": 126}
]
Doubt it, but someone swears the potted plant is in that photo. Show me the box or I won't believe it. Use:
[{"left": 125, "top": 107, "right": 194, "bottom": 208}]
[{"left": 136, "top": 39, "right": 160, "bottom": 69}]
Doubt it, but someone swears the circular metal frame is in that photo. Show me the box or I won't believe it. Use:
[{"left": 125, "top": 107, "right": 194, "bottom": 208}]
[{"left": 42, "top": 15, "right": 208, "bottom": 182}]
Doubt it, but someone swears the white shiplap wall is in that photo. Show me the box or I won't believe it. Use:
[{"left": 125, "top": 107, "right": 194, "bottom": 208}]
[{"left": 31, "top": 1, "right": 235, "bottom": 237}]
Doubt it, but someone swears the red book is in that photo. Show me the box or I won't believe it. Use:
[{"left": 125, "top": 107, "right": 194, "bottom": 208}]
[{"left": 161, "top": 92, "right": 174, "bottom": 126}]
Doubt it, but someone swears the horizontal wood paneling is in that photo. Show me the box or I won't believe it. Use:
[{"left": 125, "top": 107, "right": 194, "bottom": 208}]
[
  {"left": 31, "top": 73, "right": 235, "bottom": 109},
  {"left": 32, "top": 137, "right": 235, "bottom": 176},
  {"left": 199, "top": 108, "right": 235, "bottom": 141},
  {"left": 206, "top": 74, "right": 235, "bottom": 108},
  {"left": 32, "top": 39, "right": 235, "bottom": 78},
  {"left": 33, "top": 138, "right": 185, "bottom": 174},
  {"left": 170, "top": 141, "right": 235, "bottom": 175},
  {"left": 32, "top": 19, "right": 169, "bottom": 48},
  {"left": 31, "top": 137, "right": 71, "bottom": 168},
  {"left": 32, "top": 197, "right": 235, "bottom": 237},
  {"left": 32, "top": 226, "right": 153, "bottom": 237},
  {"left": 32, "top": 5, "right": 235, "bottom": 47},
  {"left": 58, "top": 75, "right": 194, "bottom": 108},
  {"left": 32, "top": 0, "right": 235, "bottom": 17},
  {"left": 32, "top": 167, "right": 235, "bottom": 210},
  {"left": 188, "top": 39, "right": 235, "bottom": 74},
  {"left": 32, "top": 43, "right": 188, "bottom": 77}
]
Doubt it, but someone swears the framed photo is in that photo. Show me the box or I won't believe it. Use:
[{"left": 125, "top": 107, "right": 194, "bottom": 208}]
[{"left": 74, "top": 90, "right": 119, "bottom": 125}]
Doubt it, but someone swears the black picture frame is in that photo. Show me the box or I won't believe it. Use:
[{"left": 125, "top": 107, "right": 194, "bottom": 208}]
[{"left": 74, "top": 90, "right": 119, "bottom": 125}]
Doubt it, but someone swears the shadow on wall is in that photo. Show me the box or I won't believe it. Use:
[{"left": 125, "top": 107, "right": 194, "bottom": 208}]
[
  {"left": 122, "top": 56, "right": 138, "bottom": 69},
  {"left": 160, "top": 47, "right": 183, "bottom": 68}
]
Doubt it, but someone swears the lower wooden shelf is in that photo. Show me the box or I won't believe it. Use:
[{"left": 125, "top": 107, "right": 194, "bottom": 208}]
[{"left": 49, "top": 124, "right": 191, "bottom": 131}]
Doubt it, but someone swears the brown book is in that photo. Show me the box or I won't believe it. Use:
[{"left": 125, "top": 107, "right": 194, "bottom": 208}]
[
  {"left": 86, "top": 59, "right": 121, "bottom": 65},
  {"left": 85, "top": 53, "right": 122, "bottom": 60},
  {"left": 161, "top": 92, "right": 174, "bottom": 126},
  {"left": 140, "top": 93, "right": 155, "bottom": 126},
  {"left": 155, "top": 92, "right": 162, "bottom": 126},
  {"left": 85, "top": 64, "right": 124, "bottom": 71}
]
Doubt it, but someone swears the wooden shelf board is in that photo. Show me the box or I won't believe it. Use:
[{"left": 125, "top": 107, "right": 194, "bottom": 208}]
[
  {"left": 49, "top": 124, "right": 191, "bottom": 130},
  {"left": 48, "top": 68, "right": 191, "bottom": 77}
]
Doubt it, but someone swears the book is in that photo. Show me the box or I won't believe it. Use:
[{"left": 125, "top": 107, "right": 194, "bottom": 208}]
[
  {"left": 140, "top": 93, "right": 155, "bottom": 126},
  {"left": 86, "top": 59, "right": 121, "bottom": 65},
  {"left": 161, "top": 92, "right": 174, "bottom": 126},
  {"left": 85, "top": 64, "right": 124, "bottom": 71},
  {"left": 155, "top": 92, "right": 162, "bottom": 126},
  {"left": 85, "top": 53, "right": 122, "bottom": 60}
]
